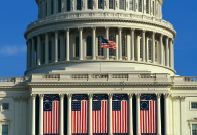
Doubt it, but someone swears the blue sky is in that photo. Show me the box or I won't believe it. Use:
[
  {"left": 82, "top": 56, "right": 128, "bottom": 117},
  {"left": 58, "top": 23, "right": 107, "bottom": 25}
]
[{"left": 0, "top": 0, "right": 196, "bottom": 76}]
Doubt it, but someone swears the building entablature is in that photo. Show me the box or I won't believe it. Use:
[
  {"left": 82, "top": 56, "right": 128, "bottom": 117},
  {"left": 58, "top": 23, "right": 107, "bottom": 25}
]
[{"left": 25, "top": 11, "right": 175, "bottom": 38}]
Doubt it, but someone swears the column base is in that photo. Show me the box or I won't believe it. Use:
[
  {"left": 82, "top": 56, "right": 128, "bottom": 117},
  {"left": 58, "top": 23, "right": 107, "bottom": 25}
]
[
  {"left": 88, "top": 133, "right": 93, "bottom": 135},
  {"left": 108, "top": 134, "right": 113, "bottom": 135},
  {"left": 59, "top": 134, "right": 64, "bottom": 135}
]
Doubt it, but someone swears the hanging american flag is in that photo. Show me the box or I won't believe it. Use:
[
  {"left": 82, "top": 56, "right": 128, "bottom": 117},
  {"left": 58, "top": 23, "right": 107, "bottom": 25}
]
[
  {"left": 112, "top": 94, "right": 128, "bottom": 134},
  {"left": 140, "top": 94, "right": 157, "bottom": 135},
  {"left": 92, "top": 94, "right": 108, "bottom": 134},
  {"left": 43, "top": 94, "right": 60, "bottom": 135},
  {"left": 71, "top": 94, "right": 88, "bottom": 134}
]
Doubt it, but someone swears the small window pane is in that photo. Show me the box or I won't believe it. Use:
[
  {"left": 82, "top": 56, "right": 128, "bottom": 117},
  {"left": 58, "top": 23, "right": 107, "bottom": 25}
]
[
  {"left": 2, "top": 103, "right": 9, "bottom": 111},
  {"left": 109, "top": 0, "right": 115, "bottom": 9},
  {"left": 129, "top": 0, "right": 134, "bottom": 10},
  {"left": 119, "top": 0, "right": 126, "bottom": 10},
  {"left": 88, "top": 0, "right": 93, "bottom": 9},
  {"left": 98, "top": 0, "right": 104, "bottom": 9},
  {"left": 193, "top": 124, "right": 197, "bottom": 135},
  {"left": 191, "top": 102, "right": 197, "bottom": 109},
  {"left": 138, "top": 0, "right": 143, "bottom": 12},
  {"left": 77, "top": 0, "right": 82, "bottom": 10},
  {"left": 2, "top": 125, "right": 8, "bottom": 135}
]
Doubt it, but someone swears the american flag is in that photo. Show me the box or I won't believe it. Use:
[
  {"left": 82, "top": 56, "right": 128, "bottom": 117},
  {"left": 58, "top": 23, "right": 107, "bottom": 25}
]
[
  {"left": 43, "top": 94, "right": 60, "bottom": 135},
  {"left": 71, "top": 94, "right": 88, "bottom": 134},
  {"left": 92, "top": 94, "right": 108, "bottom": 134},
  {"left": 140, "top": 94, "right": 157, "bottom": 134},
  {"left": 99, "top": 36, "right": 117, "bottom": 49},
  {"left": 112, "top": 94, "right": 128, "bottom": 134}
]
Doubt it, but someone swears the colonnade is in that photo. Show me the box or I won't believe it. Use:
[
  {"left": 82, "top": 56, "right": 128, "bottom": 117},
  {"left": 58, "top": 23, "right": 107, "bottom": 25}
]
[
  {"left": 27, "top": 27, "right": 174, "bottom": 70},
  {"left": 38, "top": 0, "right": 162, "bottom": 19},
  {"left": 31, "top": 93, "right": 171, "bottom": 135}
]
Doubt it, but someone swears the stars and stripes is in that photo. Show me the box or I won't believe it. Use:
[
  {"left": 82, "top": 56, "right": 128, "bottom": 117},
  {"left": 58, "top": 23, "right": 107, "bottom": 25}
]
[
  {"left": 140, "top": 94, "right": 157, "bottom": 135},
  {"left": 71, "top": 94, "right": 88, "bottom": 134},
  {"left": 92, "top": 94, "right": 108, "bottom": 134},
  {"left": 98, "top": 36, "right": 117, "bottom": 49},
  {"left": 43, "top": 94, "right": 60, "bottom": 135},
  {"left": 112, "top": 94, "right": 128, "bottom": 134}
]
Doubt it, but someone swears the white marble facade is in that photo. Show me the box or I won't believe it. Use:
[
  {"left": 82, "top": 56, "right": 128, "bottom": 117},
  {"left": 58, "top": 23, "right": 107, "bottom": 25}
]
[{"left": 0, "top": 0, "right": 197, "bottom": 135}]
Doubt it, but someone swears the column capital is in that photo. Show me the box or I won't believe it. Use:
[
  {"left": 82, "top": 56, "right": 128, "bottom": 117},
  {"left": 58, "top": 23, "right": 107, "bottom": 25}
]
[
  {"left": 91, "top": 27, "right": 96, "bottom": 31},
  {"left": 118, "top": 27, "right": 122, "bottom": 31},
  {"left": 142, "top": 29, "right": 146, "bottom": 33},
  {"left": 156, "top": 93, "right": 162, "bottom": 98},
  {"left": 65, "top": 28, "right": 70, "bottom": 31},
  {"left": 130, "top": 28, "right": 135, "bottom": 31},
  {"left": 67, "top": 94, "right": 72, "bottom": 99},
  {"left": 78, "top": 27, "right": 83, "bottom": 31},
  {"left": 59, "top": 94, "right": 65, "bottom": 99},
  {"left": 31, "top": 94, "right": 37, "bottom": 98},
  {"left": 128, "top": 93, "right": 134, "bottom": 98},
  {"left": 136, "top": 93, "right": 141, "bottom": 98},
  {"left": 152, "top": 32, "right": 156, "bottom": 36},
  {"left": 88, "top": 94, "right": 93, "bottom": 98},
  {"left": 164, "top": 93, "right": 171, "bottom": 98},
  {"left": 108, "top": 93, "right": 113, "bottom": 98},
  {"left": 39, "top": 94, "right": 44, "bottom": 98}
]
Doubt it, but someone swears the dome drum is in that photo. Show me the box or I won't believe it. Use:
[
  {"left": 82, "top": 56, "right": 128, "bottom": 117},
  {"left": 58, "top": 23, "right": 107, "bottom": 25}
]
[{"left": 26, "top": 26, "right": 175, "bottom": 75}]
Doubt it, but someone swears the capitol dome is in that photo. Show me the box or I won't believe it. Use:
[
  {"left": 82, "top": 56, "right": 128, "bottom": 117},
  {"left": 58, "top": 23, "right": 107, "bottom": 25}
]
[{"left": 25, "top": 0, "right": 176, "bottom": 75}]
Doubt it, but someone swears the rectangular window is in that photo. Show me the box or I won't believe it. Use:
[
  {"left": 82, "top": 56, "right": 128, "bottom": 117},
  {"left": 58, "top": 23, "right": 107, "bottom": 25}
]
[
  {"left": 191, "top": 102, "right": 197, "bottom": 109},
  {"left": 2, "top": 125, "right": 8, "bottom": 135},
  {"left": 193, "top": 124, "right": 197, "bottom": 135},
  {"left": 2, "top": 103, "right": 9, "bottom": 111},
  {"left": 88, "top": 0, "right": 93, "bottom": 9},
  {"left": 138, "top": 0, "right": 143, "bottom": 12},
  {"left": 58, "top": 0, "right": 62, "bottom": 12},
  {"left": 67, "top": 0, "right": 71, "bottom": 11},
  {"left": 98, "top": 0, "right": 104, "bottom": 9},
  {"left": 109, "top": 0, "right": 115, "bottom": 9},
  {"left": 51, "top": 0, "right": 54, "bottom": 14},
  {"left": 129, "top": 0, "right": 134, "bottom": 10},
  {"left": 119, "top": 0, "right": 126, "bottom": 10},
  {"left": 77, "top": 0, "right": 82, "bottom": 10},
  {"left": 146, "top": 0, "right": 149, "bottom": 13}
]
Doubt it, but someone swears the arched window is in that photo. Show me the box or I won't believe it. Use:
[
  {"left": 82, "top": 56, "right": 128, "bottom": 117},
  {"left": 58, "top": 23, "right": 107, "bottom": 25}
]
[
  {"left": 76, "top": 36, "right": 79, "bottom": 58},
  {"left": 119, "top": 0, "right": 126, "bottom": 10},
  {"left": 77, "top": 0, "right": 82, "bottom": 10},
  {"left": 86, "top": 36, "right": 92, "bottom": 57},
  {"left": 138, "top": 0, "right": 143, "bottom": 12},
  {"left": 109, "top": 0, "right": 115, "bottom": 9},
  {"left": 88, "top": 0, "right": 93, "bottom": 9},
  {"left": 98, "top": 0, "right": 104, "bottom": 9}
]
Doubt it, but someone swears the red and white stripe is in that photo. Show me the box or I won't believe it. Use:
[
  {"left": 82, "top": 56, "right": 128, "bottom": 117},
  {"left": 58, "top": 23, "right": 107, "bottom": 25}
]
[
  {"left": 92, "top": 100, "right": 108, "bottom": 133},
  {"left": 112, "top": 100, "right": 128, "bottom": 134},
  {"left": 43, "top": 100, "right": 59, "bottom": 134},
  {"left": 71, "top": 100, "right": 88, "bottom": 134},
  {"left": 140, "top": 100, "right": 156, "bottom": 133}
]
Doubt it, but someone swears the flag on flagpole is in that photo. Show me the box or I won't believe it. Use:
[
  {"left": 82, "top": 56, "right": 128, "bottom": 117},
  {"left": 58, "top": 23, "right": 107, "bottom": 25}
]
[{"left": 99, "top": 36, "right": 117, "bottom": 49}]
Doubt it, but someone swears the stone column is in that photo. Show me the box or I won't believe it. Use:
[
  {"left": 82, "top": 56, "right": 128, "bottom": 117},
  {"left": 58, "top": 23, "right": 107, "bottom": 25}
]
[
  {"left": 165, "top": 37, "right": 169, "bottom": 67},
  {"left": 157, "top": 94, "right": 162, "bottom": 135},
  {"left": 79, "top": 28, "right": 83, "bottom": 60},
  {"left": 160, "top": 35, "right": 163, "bottom": 65},
  {"left": 116, "top": 34, "right": 119, "bottom": 60},
  {"left": 127, "top": 34, "right": 131, "bottom": 61},
  {"left": 88, "top": 94, "right": 93, "bottom": 135},
  {"left": 27, "top": 40, "right": 31, "bottom": 68},
  {"left": 37, "top": 36, "right": 41, "bottom": 66},
  {"left": 31, "top": 94, "right": 36, "bottom": 135},
  {"left": 60, "top": 94, "right": 64, "bottom": 135},
  {"left": 66, "top": 29, "right": 70, "bottom": 61},
  {"left": 105, "top": 0, "right": 109, "bottom": 9},
  {"left": 131, "top": 29, "right": 135, "bottom": 61},
  {"left": 142, "top": 30, "right": 146, "bottom": 62},
  {"left": 118, "top": 28, "right": 122, "bottom": 60},
  {"left": 106, "top": 27, "right": 110, "bottom": 60},
  {"left": 45, "top": 33, "right": 49, "bottom": 64},
  {"left": 67, "top": 94, "right": 72, "bottom": 135},
  {"left": 152, "top": 32, "right": 155, "bottom": 63},
  {"left": 39, "top": 94, "right": 44, "bottom": 135},
  {"left": 62, "top": 0, "right": 67, "bottom": 12},
  {"left": 31, "top": 38, "right": 35, "bottom": 67},
  {"left": 94, "top": 0, "right": 98, "bottom": 9},
  {"left": 55, "top": 32, "right": 59, "bottom": 62},
  {"left": 108, "top": 94, "right": 113, "bottom": 135},
  {"left": 92, "top": 27, "right": 96, "bottom": 60},
  {"left": 84, "top": 0, "right": 87, "bottom": 10},
  {"left": 128, "top": 94, "right": 133, "bottom": 135},
  {"left": 164, "top": 94, "right": 170, "bottom": 135},
  {"left": 146, "top": 38, "right": 149, "bottom": 62},
  {"left": 136, "top": 94, "right": 141, "bottom": 135},
  {"left": 170, "top": 39, "right": 174, "bottom": 69}
]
